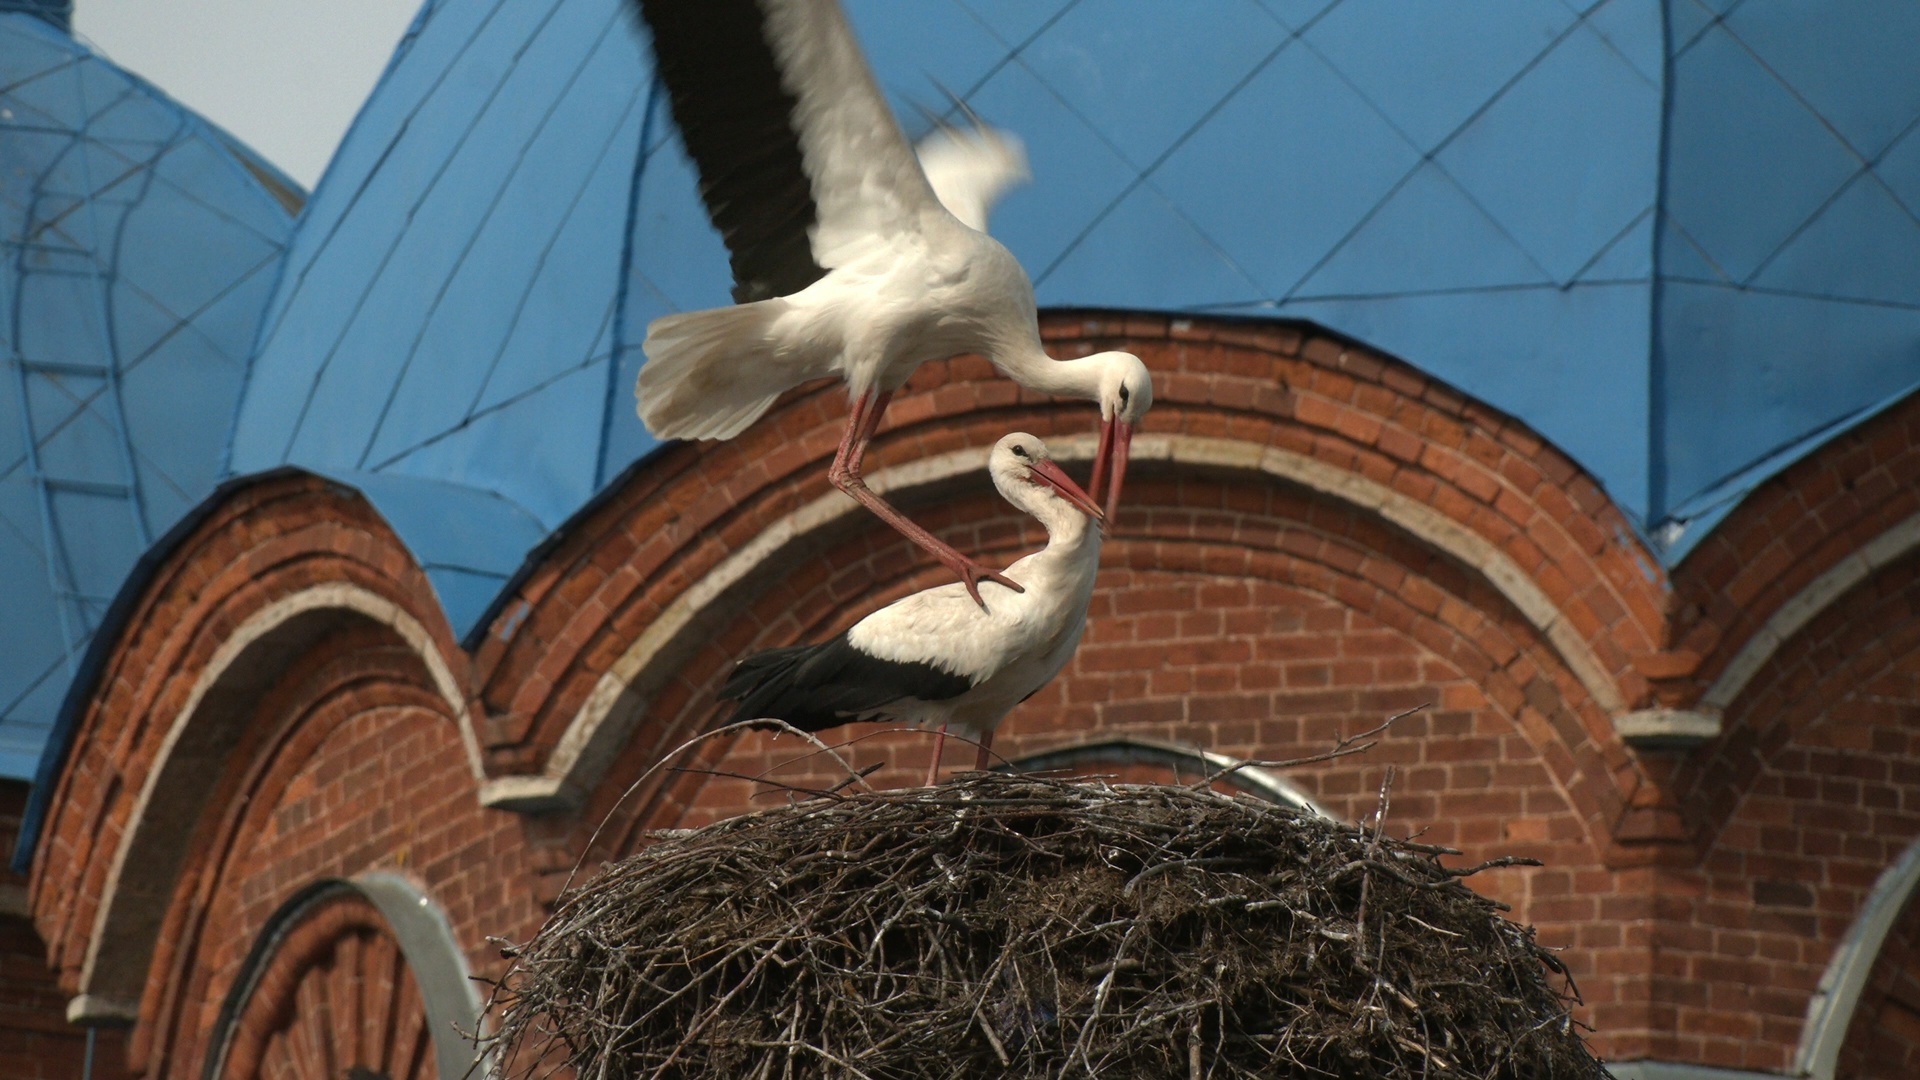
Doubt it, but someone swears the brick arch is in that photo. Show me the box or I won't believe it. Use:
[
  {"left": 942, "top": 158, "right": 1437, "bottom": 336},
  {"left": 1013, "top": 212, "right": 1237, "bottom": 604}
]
[
  {"left": 565, "top": 472, "right": 1658, "bottom": 1055},
  {"left": 202, "top": 883, "right": 438, "bottom": 1080},
  {"left": 582, "top": 469, "right": 1634, "bottom": 869},
  {"left": 1682, "top": 550, "right": 1920, "bottom": 844},
  {"left": 1667, "top": 388, "right": 1920, "bottom": 713},
  {"left": 1802, "top": 839, "right": 1920, "bottom": 1080},
  {"left": 1653, "top": 549, "right": 1920, "bottom": 1071},
  {"left": 22, "top": 473, "right": 485, "bottom": 1026},
  {"left": 1829, "top": 881, "right": 1920, "bottom": 1079},
  {"left": 129, "top": 627, "right": 464, "bottom": 1074},
  {"left": 469, "top": 313, "right": 1666, "bottom": 815}
]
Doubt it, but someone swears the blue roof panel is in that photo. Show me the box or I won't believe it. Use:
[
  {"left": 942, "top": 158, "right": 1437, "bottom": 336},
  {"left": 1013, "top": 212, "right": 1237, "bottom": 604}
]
[
  {"left": 233, "top": 0, "right": 657, "bottom": 556},
  {"left": 1019, "top": 0, "right": 1289, "bottom": 172},
  {"left": 953, "top": 0, "right": 1073, "bottom": 50},
  {"left": 1301, "top": 0, "right": 1577, "bottom": 153},
  {"left": 1657, "top": 282, "right": 1920, "bottom": 512},
  {"left": 969, "top": 57, "right": 1139, "bottom": 281},
  {"left": 1722, "top": 0, "right": 1920, "bottom": 160},
  {"left": 0, "top": 12, "right": 298, "bottom": 777},
  {"left": 1042, "top": 181, "right": 1261, "bottom": 310},
  {"left": 1434, "top": 21, "right": 1659, "bottom": 284},
  {"left": 622, "top": 131, "right": 733, "bottom": 316},
  {"left": 1751, "top": 176, "right": 1920, "bottom": 308},
  {"left": 1147, "top": 39, "right": 1423, "bottom": 299},
  {"left": 1283, "top": 282, "right": 1653, "bottom": 516},
  {"left": 844, "top": 0, "right": 1014, "bottom": 117},
  {"left": 1662, "top": 25, "right": 1861, "bottom": 285},
  {"left": 1295, "top": 162, "right": 1553, "bottom": 297}
]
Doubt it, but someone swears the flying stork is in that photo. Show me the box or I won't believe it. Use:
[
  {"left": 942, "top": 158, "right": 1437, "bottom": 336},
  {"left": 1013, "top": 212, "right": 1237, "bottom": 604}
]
[
  {"left": 629, "top": 0, "right": 1152, "bottom": 606},
  {"left": 721, "top": 433, "right": 1103, "bottom": 784}
]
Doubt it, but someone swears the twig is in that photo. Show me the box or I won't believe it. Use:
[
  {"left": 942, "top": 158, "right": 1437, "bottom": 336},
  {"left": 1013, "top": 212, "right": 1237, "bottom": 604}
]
[{"left": 1193, "top": 705, "right": 1426, "bottom": 788}]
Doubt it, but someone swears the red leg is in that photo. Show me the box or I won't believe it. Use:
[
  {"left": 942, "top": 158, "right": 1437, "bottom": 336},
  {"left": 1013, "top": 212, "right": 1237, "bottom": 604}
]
[
  {"left": 925, "top": 724, "right": 948, "bottom": 786},
  {"left": 973, "top": 729, "right": 994, "bottom": 772},
  {"left": 829, "top": 389, "right": 1022, "bottom": 609}
]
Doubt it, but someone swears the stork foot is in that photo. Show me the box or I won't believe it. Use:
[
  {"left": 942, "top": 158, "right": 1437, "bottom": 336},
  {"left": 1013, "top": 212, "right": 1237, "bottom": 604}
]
[{"left": 946, "top": 556, "right": 1023, "bottom": 611}]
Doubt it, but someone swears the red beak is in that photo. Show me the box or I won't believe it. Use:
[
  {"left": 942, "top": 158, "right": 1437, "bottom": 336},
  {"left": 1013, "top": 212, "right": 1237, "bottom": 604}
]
[
  {"left": 1029, "top": 458, "right": 1105, "bottom": 521},
  {"left": 1102, "top": 419, "right": 1132, "bottom": 524},
  {"left": 1090, "top": 415, "right": 1114, "bottom": 501}
]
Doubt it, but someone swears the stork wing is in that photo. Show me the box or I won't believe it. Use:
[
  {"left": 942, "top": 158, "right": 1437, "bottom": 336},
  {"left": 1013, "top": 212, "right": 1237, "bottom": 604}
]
[
  {"left": 915, "top": 122, "right": 1029, "bottom": 233},
  {"left": 633, "top": 0, "right": 942, "bottom": 303},
  {"left": 846, "top": 584, "right": 1027, "bottom": 684}
]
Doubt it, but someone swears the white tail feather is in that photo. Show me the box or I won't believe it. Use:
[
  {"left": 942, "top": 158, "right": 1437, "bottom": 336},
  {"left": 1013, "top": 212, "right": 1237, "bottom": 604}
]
[{"left": 636, "top": 300, "right": 813, "bottom": 441}]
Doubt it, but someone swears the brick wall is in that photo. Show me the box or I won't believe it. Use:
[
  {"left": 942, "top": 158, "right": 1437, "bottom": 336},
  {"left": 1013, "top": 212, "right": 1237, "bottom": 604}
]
[
  {"left": 0, "top": 779, "right": 131, "bottom": 1079},
  {"left": 15, "top": 314, "right": 1920, "bottom": 1076},
  {"left": 1839, "top": 886, "right": 1920, "bottom": 1080}
]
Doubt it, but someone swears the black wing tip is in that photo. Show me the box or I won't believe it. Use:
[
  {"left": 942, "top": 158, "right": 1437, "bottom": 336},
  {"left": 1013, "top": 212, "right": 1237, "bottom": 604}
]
[{"left": 718, "top": 634, "right": 972, "bottom": 734}]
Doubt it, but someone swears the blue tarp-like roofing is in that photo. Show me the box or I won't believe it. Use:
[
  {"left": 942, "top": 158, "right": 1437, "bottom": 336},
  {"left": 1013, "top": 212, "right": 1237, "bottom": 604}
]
[
  {"left": 232, "top": 0, "right": 1920, "bottom": 602},
  {"left": 0, "top": 11, "right": 299, "bottom": 777}
]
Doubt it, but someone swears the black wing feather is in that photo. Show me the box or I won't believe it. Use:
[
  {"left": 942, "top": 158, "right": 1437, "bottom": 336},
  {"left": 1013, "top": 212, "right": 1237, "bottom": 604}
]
[
  {"left": 632, "top": 0, "right": 828, "bottom": 303},
  {"left": 721, "top": 634, "right": 973, "bottom": 732}
]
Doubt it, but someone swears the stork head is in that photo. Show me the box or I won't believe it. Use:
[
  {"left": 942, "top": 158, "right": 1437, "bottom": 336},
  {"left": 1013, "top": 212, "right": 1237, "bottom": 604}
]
[
  {"left": 991, "top": 432, "right": 1104, "bottom": 527},
  {"left": 1087, "top": 352, "right": 1152, "bottom": 523}
]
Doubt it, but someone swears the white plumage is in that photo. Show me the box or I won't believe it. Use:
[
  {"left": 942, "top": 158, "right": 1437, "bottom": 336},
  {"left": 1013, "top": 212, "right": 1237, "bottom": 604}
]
[
  {"left": 629, "top": 0, "right": 1150, "bottom": 605},
  {"left": 721, "top": 433, "right": 1103, "bottom": 780}
]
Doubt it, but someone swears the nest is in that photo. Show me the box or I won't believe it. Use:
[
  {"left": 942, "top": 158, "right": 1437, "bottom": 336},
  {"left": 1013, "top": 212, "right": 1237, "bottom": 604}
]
[{"left": 485, "top": 772, "right": 1605, "bottom": 1079}]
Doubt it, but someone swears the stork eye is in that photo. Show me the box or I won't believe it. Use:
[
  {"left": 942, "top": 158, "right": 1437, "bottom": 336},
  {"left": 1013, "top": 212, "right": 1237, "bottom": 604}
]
[
  {"left": 1011, "top": 445, "right": 1031, "bottom": 460},
  {"left": 1119, "top": 386, "right": 1131, "bottom": 404}
]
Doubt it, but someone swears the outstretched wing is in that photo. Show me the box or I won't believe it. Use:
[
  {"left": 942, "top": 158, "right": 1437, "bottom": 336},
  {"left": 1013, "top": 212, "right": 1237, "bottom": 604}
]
[
  {"left": 915, "top": 122, "right": 1028, "bottom": 233},
  {"left": 632, "top": 0, "right": 942, "bottom": 303}
]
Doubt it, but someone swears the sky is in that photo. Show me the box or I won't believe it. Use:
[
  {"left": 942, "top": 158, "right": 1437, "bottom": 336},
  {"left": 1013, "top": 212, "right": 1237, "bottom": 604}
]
[{"left": 72, "top": 0, "right": 420, "bottom": 190}]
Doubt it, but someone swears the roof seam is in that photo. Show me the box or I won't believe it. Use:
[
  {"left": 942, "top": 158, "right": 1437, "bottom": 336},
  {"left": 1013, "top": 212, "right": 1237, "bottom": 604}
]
[
  {"left": 278, "top": 0, "right": 574, "bottom": 461},
  {"left": 355, "top": 0, "right": 631, "bottom": 468}
]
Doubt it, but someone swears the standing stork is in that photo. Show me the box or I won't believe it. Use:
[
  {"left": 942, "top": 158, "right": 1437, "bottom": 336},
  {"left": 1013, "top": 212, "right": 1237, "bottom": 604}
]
[
  {"left": 722, "top": 433, "right": 1103, "bottom": 784},
  {"left": 629, "top": 0, "right": 1152, "bottom": 607}
]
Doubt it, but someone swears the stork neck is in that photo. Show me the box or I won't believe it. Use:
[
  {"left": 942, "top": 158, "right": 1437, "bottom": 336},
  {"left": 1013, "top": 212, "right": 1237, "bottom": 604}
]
[
  {"left": 989, "top": 342, "right": 1103, "bottom": 403},
  {"left": 1028, "top": 494, "right": 1096, "bottom": 551}
]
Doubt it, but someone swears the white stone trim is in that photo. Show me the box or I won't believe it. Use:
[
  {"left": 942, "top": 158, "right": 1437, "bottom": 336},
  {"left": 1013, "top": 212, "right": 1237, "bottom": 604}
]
[
  {"left": 488, "top": 434, "right": 1626, "bottom": 810},
  {"left": 1606, "top": 1062, "right": 1784, "bottom": 1080},
  {"left": 78, "top": 584, "right": 485, "bottom": 1003},
  {"left": 1793, "top": 836, "right": 1920, "bottom": 1079},
  {"left": 1614, "top": 708, "right": 1722, "bottom": 748},
  {"left": 354, "top": 872, "right": 486, "bottom": 1079},
  {"left": 64, "top": 993, "right": 137, "bottom": 1027},
  {"left": 1702, "top": 512, "right": 1920, "bottom": 712}
]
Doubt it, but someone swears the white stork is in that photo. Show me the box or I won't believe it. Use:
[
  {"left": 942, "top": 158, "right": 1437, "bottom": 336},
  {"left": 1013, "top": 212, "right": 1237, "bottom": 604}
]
[
  {"left": 629, "top": 0, "right": 1152, "bottom": 606},
  {"left": 721, "top": 433, "right": 1103, "bottom": 784}
]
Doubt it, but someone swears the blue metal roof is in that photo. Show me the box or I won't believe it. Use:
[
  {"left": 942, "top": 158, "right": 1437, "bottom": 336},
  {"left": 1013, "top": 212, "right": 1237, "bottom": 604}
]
[
  {"left": 227, "top": 0, "right": 656, "bottom": 635},
  {"left": 233, "top": 0, "right": 1920, "bottom": 595},
  {"left": 0, "top": 11, "right": 299, "bottom": 778}
]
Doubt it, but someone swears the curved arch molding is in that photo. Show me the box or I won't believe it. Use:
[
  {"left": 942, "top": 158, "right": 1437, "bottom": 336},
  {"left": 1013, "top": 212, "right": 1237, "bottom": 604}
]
[
  {"left": 479, "top": 433, "right": 1630, "bottom": 811},
  {"left": 1792, "top": 835, "right": 1920, "bottom": 1080},
  {"left": 1702, "top": 512, "right": 1920, "bottom": 712},
  {"left": 70, "top": 583, "right": 487, "bottom": 1023},
  {"left": 199, "top": 874, "right": 481, "bottom": 1080}
]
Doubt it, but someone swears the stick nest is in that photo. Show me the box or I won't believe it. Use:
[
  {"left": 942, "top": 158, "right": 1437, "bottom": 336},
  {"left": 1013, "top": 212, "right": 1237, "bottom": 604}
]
[{"left": 484, "top": 773, "right": 1605, "bottom": 1079}]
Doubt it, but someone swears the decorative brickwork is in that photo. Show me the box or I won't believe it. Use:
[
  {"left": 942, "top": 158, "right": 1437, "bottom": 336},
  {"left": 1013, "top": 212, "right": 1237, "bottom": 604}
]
[
  {"left": 207, "top": 890, "right": 434, "bottom": 1080},
  {"left": 16, "top": 315, "right": 1920, "bottom": 1076}
]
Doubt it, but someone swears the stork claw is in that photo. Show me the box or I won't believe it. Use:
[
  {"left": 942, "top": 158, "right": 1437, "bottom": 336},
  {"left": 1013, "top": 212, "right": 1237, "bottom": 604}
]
[{"left": 948, "top": 557, "right": 1023, "bottom": 611}]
